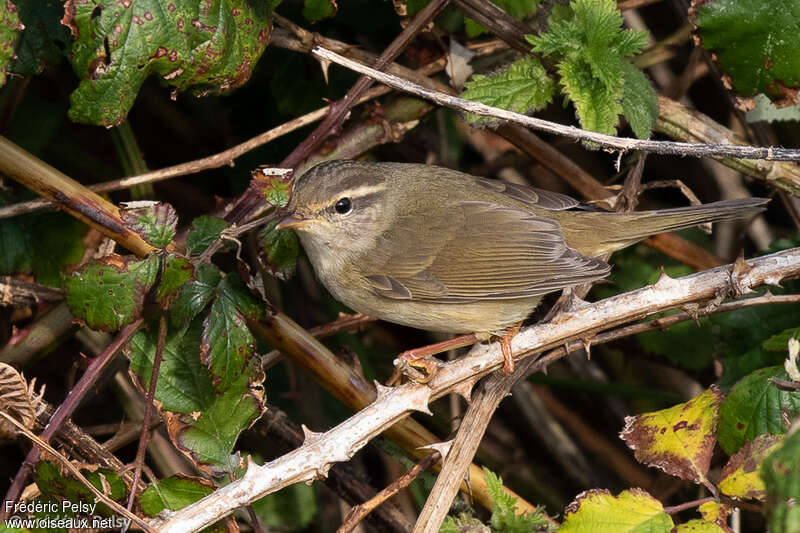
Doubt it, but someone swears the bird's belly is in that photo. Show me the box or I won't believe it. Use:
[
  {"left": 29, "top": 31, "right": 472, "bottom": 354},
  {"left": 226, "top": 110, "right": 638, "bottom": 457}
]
[{"left": 329, "top": 282, "right": 540, "bottom": 334}]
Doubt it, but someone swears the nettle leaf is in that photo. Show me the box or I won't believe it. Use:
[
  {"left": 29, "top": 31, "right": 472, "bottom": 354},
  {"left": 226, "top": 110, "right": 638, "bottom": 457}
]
[
  {"left": 156, "top": 253, "right": 194, "bottom": 308},
  {"left": 560, "top": 488, "right": 674, "bottom": 532},
  {"left": 171, "top": 263, "right": 222, "bottom": 327},
  {"left": 528, "top": 0, "right": 649, "bottom": 135},
  {"left": 762, "top": 429, "right": 800, "bottom": 533},
  {"left": 621, "top": 61, "right": 658, "bottom": 138},
  {"left": 620, "top": 387, "right": 721, "bottom": 485},
  {"left": 460, "top": 55, "right": 555, "bottom": 125},
  {"left": 66, "top": 0, "right": 274, "bottom": 126},
  {"left": 718, "top": 366, "right": 800, "bottom": 455},
  {"left": 484, "top": 468, "right": 549, "bottom": 532},
  {"left": 719, "top": 434, "right": 784, "bottom": 501},
  {"left": 0, "top": 0, "right": 23, "bottom": 86},
  {"left": 302, "top": 0, "right": 336, "bottom": 22},
  {"left": 129, "top": 318, "right": 266, "bottom": 475},
  {"left": 258, "top": 219, "right": 299, "bottom": 280},
  {"left": 12, "top": 0, "right": 70, "bottom": 76},
  {"left": 186, "top": 215, "right": 228, "bottom": 255},
  {"left": 64, "top": 253, "right": 159, "bottom": 331},
  {"left": 693, "top": 0, "right": 800, "bottom": 107},
  {"left": 121, "top": 201, "right": 178, "bottom": 249}
]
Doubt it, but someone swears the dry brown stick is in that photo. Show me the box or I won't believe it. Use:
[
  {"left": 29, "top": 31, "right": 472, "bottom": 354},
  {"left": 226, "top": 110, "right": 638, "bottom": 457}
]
[
  {"left": 0, "top": 277, "right": 63, "bottom": 307},
  {"left": 338, "top": 451, "right": 441, "bottom": 533},
  {"left": 0, "top": 411, "right": 154, "bottom": 532}
]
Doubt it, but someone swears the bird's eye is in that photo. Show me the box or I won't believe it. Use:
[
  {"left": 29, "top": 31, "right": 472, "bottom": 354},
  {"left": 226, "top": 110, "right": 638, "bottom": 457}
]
[{"left": 334, "top": 197, "right": 352, "bottom": 214}]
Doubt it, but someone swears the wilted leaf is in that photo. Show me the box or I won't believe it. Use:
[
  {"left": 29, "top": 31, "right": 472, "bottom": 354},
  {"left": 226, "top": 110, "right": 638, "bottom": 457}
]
[
  {"left": 121, "top": 201, "right": 178, "bottom": 249},
  {"left": 64, "top": 253, "right": 159, "bottom": 331},
  {"left": 719, "top": 434, "right": 783, "bottom": 501},
  {"left": 620, "top": 387, "right": 721, "bottom": 485},
  {"left": 251, "top": 168, "right": 292, "bottom": 208},
  {"left": 67, "top": 0, "right": 274, "bottom": 126},
  {"left": 560, "top": 488, "right": 674, "bottom": 532},
  {"left": 718, "top": 366, "right": 800, "bottom": 455},
  {"left": 258, "top": 219, "right": 299, "bottom": 280},
  {"left": 762, "top": 428, "right": 800, "bottom": 533},
  {"left": 186, "top": 216, "right": 227, "bottom": 255}
]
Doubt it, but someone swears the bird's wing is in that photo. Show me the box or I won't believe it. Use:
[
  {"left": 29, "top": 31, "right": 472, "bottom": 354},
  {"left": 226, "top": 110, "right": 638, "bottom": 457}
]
[
  {"left": 363, "top": 201, "right": 610, "bottom": 302},
  {"left": 473, "top": 176, "right": 580, "bottom": 210}
]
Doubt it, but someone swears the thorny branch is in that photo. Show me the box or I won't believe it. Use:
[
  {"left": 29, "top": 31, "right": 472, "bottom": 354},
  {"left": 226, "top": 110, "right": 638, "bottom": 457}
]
[{"left": 153, "top": 247, "right": 800, "bottom": 533}]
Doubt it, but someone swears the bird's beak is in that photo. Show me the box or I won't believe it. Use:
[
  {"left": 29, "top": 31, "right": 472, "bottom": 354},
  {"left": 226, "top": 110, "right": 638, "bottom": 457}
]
[{"left": 275, "top": 212, "right": 309, "bottom": 230}]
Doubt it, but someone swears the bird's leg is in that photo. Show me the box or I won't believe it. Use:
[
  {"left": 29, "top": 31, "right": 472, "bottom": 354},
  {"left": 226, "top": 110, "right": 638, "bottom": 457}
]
[
  {"left": 389, "top": 333, "right": 479, "bottom": 385},
  {"left": 498, "top": 323, "right": 522, "bottom": 374}
]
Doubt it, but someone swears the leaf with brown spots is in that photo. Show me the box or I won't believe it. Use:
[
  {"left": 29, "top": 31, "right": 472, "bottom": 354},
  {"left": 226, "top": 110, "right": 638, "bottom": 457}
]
[
  {"left": 620, "top": 386, "right": 722, "bottom": 487},
  {"left": 720, "top": 434, "right": 784, "bottom": 501},
  {"left": 65, "top": 0, "right": 276, "bottom": 126},
  {"left": 560, "top": 488, "right": 674, "bottom": 532}
]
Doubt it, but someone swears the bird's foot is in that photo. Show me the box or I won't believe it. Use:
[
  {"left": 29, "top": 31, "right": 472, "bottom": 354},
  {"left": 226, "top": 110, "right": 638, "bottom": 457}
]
[
  {"left": 389, "top": 333, "right": 479, "bottom": 385},
  {"left": 498, "top": 323, "right": 521, "bottom": 375}
]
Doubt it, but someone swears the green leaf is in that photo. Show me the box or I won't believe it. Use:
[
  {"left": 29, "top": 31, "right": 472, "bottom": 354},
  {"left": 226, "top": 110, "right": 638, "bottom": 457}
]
[
  {"left": 0, "top": 0, "right": 23, "bottom": 86},
  {"left": 252, "top": 170, "right": 292, "bottom": 208},
  {"left": 201, "top": 281, "right": 256, "bottom": 391},
  {"left": 484, "top": 468, "right": 549, "bottom": 532},
  {"left": 0, "top": 209, "right": 88, "bottom": 287},
  {"left": 694, "top": 0, "right": 800, "bottom": 105},
  {"left": 157, "top": 254, "right": 194, "bottom": 308},
  {"left": 560, "top": 488, "right": 674, "bottom": 532},
  {"left": 762, "top": 428, "right": 800, "bottom": 533},
  {"left": 763, "top": 327, "right": 800, "bottom": 351},
  {"left": 620, "top": 387, "right": 721, "bottom": 485},
  {"left": 673, "top": 519, "right": 728, "bottom": 532},
  {"left": 302, "top": 0, "right": 336, "bottom": 22},
  {"left": 64, "top": 253, "right": 159, "bottom": 331},
  {"left": 139, "top": 475, "right": 214, "bottom": 516},
  {"left": 461, "top": 55, "right": 555, "bottom": 125},
  {"left": 67, "top": 0, "right": 274, "bottom": 126},
  {"left": 33, "top": 462, "right": 127, "bottom": 517},
  {"left": 258, "top": 219, "right": 299, "bottom": 280},
  {"left": 186, "top": 215, "right": 228, "bottom": 255},
  {"left": 621, "top": 61, "right": 658, "bottom": 139},
  {"left": 121, "top": 201, "right": 178, "bottom": 249},
  {"left": 11, "top": 0, "right": 69, "bottom": 76},
  {"left": 464, "top": 0, "right": 540, "bottom": 37},
  {"left": 216, "top": 271, "right": 264, "bottom": 321},
  {"left": 251, "top": 480, "right": 317, "bottom": 529},
  {"left": 718, "top": 366, "right": 800, "bottom": 455},
  {"left": 129, "top": 318, "right": 265, "bottom": 474},
  {"left": 171, "top": 263, "right": 222, "bottom": 327},
  {"left": 528, "top": 0, "right": 648, "bottom": 134}
]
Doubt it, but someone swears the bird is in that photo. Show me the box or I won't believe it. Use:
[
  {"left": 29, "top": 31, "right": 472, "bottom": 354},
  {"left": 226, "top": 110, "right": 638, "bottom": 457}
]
[{"left": 276, "top": 160, "right": 768, "bottom": 378}]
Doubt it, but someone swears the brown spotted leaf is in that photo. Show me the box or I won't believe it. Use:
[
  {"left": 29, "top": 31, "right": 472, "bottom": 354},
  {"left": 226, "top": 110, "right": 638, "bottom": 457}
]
[
  {"left": 720, "top": 434, "right": 784, "bottom": 501},
  {"left": 620, "top": 386, "right": 722, "bottom": 485},
  {"left": 560, "top": 488, "right": 674, "bottom": 532},
  {"left": 121, "top": 201, "right": 178, "bottom": 249}
]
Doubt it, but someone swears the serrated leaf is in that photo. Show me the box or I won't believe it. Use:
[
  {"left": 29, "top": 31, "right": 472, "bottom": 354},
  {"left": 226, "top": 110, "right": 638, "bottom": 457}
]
[
  {"left": 252, "top": 169, "right": 292, "bottom": 208},
  {"left": 762, "top": 428, "right": 800, "bottom": 533},
  {"left": 694, "top": 0, "right": 800, "bottom": 106},
  {"left": 621, "top": 61, "right": 657, "bottom": 139},
  {"left": 129, "top": 319, "right": 265, "bottom": 474},
  {"left": 621, "top": 387, "right": 721, "bottom": 485},
  {"left": 186, "top": 215, "right": 228, "bottom": 255},
  {"left": 718, "top": 366, "right": 800, "bottom": 455},
  {"left": 138, "top": 475, "right": 220, "bottom": 531},
  {"left": 156, "top": 254, "right": 193, "bottom": 308},
  {"left": 302, "top": 0, "right": 336, "bottom": 22},
  {"left": 66, "top": 0, "right": 274, "bottom": 126},
  {"left": 560, "top": 488, "right": 674, "bottom": 532},
  {"left": 719, "top": 434, "right": 783, "bottom": 501},
  {"left": 121, "top": 201, "right": 177, "bottom": 249},
  {"left": 64, "top": 253, "right": 158, "bottom": 331},
  {"left": 216, "top": 271, "right": 264, "bottom": 321},
  {"left": 11, "top": 0, "right": 69, "bottom": 76},
  {"left": 483, "top": 468, "right": 549, "bottom": 532},
  {"left": 559, "top": 56, "right": 622, "bottom": 135},
  {"left": 201, "top": 285, "right": 255, "bottom": 391},
  {"left": 258, "top": 219, "right": 299, "bottom": 280},
  {"left": 0, "top": 0, "right": 23, "bottom": 86},
  {"left": 170, "top": 263, "right": 222, "bottom": 327},
  {"left": 461, "top": 55, "right": 555, "bottom": 124}
]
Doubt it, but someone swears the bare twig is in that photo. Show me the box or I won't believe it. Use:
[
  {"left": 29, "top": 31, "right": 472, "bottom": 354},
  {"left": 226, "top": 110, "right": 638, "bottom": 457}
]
[
  {"left": 0, "top": 277, "right": 63, "bottom": 307},
  {"left": 154, "top": 247, "right": 800, "bottom": 533},
  {"left": 338, "top": 451, "right": 441, "bottom": 533},
  {"left": 1, "top": 319, "right": 144, "bottom": 515},
  {"left": 311, "top": 47, "right": 800, "bottom": 162}
]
